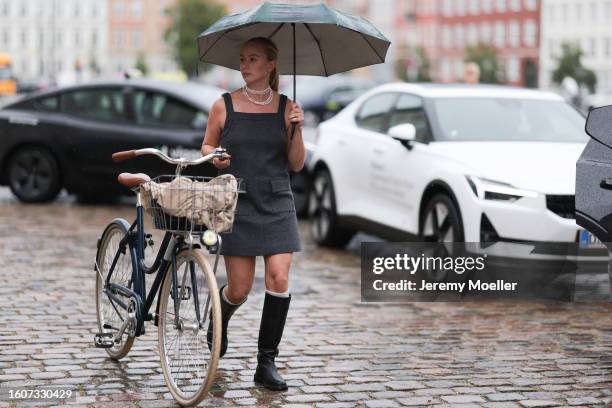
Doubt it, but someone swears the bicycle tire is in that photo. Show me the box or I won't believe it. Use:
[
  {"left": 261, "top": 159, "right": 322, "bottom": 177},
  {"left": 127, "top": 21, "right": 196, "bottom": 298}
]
[
  {"left": 95, "top": 219, "right": 136, "bottom": 360},
  {"left": 158, "top": 248, "right": 221, "bottom": 407}
]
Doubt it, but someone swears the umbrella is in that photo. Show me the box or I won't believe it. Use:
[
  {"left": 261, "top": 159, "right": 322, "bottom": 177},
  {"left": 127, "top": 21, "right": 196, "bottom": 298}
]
[{"left": 197, "top": 1, "right": 391, "bottom": 140}]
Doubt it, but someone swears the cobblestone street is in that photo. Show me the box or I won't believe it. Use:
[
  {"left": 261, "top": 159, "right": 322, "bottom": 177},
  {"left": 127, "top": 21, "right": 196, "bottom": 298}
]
[{"left": 1, "top": 188, "right": 612, "bottom": 407}]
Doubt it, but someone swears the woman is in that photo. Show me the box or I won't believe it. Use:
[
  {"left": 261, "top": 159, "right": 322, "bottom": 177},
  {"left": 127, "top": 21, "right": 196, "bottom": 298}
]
[{"left": 201, "top": 36, "right": 305, "bottom": 391}]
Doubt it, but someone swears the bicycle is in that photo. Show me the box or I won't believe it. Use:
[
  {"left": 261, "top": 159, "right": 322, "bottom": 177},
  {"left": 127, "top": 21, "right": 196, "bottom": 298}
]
[{"left": 93, "top": 147, "right": 243, "bottom": 407}]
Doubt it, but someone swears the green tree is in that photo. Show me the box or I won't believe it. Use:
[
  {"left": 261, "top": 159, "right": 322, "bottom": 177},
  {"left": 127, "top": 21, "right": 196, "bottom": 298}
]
[
  {"left": 135, "top": 52, "right": 149, "bottom": 76},
  {"left": 394, "top": 46, "right": 431, "bottom": 82},
  {"left": 552, "top": 43, "right": 597, "bottom": 93},
  {"left": 414, "top": 47, "right": 431, "bottom": 82},
  {"left": 464, "top": 44, "right": 503, "bottom": 84},
  {"left": 164, "top": 0, "right": 226, "bottom": 77}
]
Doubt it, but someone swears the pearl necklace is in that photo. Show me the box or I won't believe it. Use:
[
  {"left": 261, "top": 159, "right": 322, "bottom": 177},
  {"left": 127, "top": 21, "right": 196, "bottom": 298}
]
[{"left": 242, "top": 85, "right": 273, "bottom": 105}]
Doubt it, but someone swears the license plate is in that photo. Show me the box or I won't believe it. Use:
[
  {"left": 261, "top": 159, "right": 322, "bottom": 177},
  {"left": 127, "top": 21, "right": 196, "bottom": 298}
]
[{"left": 579, "top": 229, "right": 604, "bottom": 248}]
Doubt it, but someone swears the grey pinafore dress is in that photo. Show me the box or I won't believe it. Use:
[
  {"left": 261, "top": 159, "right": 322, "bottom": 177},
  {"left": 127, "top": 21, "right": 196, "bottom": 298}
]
[{"left": 217, "top": 92, "right": 302, "bottom": 256}]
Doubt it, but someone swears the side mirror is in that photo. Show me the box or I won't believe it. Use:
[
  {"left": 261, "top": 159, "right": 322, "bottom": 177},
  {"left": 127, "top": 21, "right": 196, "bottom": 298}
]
[
  {"left": 388, "top": 123, "right": 416, "bottom": 148},
  {"left": 585, "top": 105, "right": 612, "bottom": 148}
]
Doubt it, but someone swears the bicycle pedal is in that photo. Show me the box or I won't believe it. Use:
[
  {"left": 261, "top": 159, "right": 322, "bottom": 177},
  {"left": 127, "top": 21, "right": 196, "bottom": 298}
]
[{"left": 94, "top": 332, "right": 114, "bottom": 348}]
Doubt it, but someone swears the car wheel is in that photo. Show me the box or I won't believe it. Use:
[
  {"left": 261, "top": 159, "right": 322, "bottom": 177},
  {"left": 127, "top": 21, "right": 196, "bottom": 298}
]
[
  {"left": 7, "top": 146, "right": 62, "bottom": 203},
  {"left": 419, "top": 193, "right": 464, "bottom": 242},
  {"left": 309, "top": 168, "right": 354, "bottom": 247}
]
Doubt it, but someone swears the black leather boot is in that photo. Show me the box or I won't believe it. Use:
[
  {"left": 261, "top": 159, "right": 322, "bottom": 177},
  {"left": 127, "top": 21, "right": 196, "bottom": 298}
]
[
  {"left": 207, "top": 284, "right": 247, "bottom": 358},
  {"left": 253, "top": 291, "right": 291, "bottom": 391}
]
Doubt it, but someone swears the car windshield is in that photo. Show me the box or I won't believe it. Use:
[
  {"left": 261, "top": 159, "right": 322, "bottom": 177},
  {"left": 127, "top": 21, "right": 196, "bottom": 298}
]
[
  {"left": 0, "top": 66, "right": 11, "bottom": 80},
  {"left": 431, "top": 97, "right": 588, "bottom": 142}
]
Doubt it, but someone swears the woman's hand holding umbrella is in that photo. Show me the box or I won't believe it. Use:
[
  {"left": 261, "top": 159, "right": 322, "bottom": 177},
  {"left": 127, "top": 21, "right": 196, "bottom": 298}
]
[{"left": 289, "top": 100, "right": 304, "bottom": 130}]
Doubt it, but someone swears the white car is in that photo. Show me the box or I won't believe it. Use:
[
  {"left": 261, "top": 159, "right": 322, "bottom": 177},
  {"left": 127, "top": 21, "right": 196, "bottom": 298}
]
[{"left": 307, "top": 83, "right": 589, "bottom": 247}]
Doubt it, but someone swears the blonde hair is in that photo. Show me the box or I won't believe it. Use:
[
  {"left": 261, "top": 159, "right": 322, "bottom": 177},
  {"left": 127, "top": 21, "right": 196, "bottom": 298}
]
[{"left": 245, "top": 37, "right": 279, "bottom": 92}]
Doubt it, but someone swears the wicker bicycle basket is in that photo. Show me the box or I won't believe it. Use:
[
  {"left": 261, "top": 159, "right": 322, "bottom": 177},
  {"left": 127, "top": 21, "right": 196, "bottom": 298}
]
[{"left": 140, "top": 174, "right": 245, "bottom": 233}]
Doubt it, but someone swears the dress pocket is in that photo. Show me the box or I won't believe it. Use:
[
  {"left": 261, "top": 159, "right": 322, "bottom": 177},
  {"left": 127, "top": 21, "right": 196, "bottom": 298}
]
[
  {"left": 258, "top": 178, "right": 295, "bottom": 213},
  {"left": 270, "top": 178, "right": 291, "bottom": 193}
]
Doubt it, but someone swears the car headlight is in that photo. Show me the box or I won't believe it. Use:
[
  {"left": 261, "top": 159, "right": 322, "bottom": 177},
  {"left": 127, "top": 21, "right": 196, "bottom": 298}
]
[{"left": 465, "top": 175, "right": 539, "bottom": 202}]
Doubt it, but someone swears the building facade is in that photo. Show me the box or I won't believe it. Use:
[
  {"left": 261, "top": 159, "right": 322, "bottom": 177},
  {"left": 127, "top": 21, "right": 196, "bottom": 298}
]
[
  {"left": 0, "top": 0, "right": 108, "bottom": 84},
  {"left": 107, "top": 0, "right": 178, "bottom": 76},
  {"left": 540, "top": 0, "right": 612, "bottom": 91},
  {"left": 404, "top": 0, "right": 541, "bottom": 86}
]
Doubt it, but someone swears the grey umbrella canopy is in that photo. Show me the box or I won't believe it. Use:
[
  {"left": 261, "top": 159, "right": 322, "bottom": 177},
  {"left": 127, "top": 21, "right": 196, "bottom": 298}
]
[
  {"left": 197, "top": 1, "right": 391, "bottom": 138},
  {"left": 198, "top": 2, "right": 390, "bottom": 79}
]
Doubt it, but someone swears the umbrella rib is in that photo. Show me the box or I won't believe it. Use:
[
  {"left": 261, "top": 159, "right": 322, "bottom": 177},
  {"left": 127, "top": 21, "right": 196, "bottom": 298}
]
[
  {"left": 304, "top": 23, "right": 328, "bottom": 77},
  {"left": 358, "top": 31, "right": 385, "bottom": 64},
  {"left": 268, "top": 22, "right": 285, "bottom": 39},
  {"left": 198, "top": 23, "right": 259, "bottom": 61}
]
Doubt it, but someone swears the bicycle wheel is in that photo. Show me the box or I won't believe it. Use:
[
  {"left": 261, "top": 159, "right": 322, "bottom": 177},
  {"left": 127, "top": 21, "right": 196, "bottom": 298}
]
[
  {"left": 158, "top": 248, "right": 221, "bottom": 407},
  {"left": 95, "top": 219, "right": 136, "bottom": 360}
]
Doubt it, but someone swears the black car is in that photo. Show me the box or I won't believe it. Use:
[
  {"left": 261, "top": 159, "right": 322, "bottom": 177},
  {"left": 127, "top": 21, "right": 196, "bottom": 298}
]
[
  {"left": 0, "top": 79, "right": 312, "bottom": 213},
  {"left": 576, "top": 104, "right": 612, "bottom": 245}
]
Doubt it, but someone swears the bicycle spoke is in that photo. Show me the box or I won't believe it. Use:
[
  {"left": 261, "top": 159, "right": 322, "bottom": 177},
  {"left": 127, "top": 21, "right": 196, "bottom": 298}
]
[{"left": 159, "top": 249, "right": 219, "bottom": 403}]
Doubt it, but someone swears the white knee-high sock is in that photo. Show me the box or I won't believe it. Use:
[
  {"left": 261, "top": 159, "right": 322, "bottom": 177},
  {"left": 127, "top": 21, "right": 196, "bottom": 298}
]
[
  {"left": 222, "top": 286, "right": 246, "bottom": 305},
  {"left": 265, "top": 289, "right": 290, "bottom": 298}
]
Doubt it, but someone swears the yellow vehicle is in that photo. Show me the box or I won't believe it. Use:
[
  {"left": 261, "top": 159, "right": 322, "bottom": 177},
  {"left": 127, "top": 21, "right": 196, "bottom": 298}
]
[{"left": 0, "top": 53, "right": 16, "bottom": 96}]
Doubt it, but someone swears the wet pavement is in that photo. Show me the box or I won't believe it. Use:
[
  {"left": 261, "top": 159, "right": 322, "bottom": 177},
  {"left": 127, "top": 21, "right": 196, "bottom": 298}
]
[{"left": 0, "top": 187, "right": 612, "bottom": 407}]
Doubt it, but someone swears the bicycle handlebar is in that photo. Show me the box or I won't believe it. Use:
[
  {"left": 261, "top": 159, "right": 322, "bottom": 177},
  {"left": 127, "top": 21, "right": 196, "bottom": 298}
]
[{"left": 112, "top": 147, "right": 229, "bottom": 166}]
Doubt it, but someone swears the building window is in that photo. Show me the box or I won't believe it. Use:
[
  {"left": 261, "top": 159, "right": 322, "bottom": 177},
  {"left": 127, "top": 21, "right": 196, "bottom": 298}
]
[
  {"left": 508, "top": 20, "right": 520, "bottom": 47},
  {"left": 455, "top": 25, "right": 465, "bottom": 48},
  {"left": 56, "top": 31, "right": 62, "bottom": 46},
  {"left": 1, "top": 2, "right": 8, "bottom": 17},
  {"left": 74, "top": 30, "right": 80, "bottom": 47},
  {"left": 131, "top": 1, "right": 143, "bottom": 18},
  {"left": 19, "top": 2, "right": 26, "bottom": 16},
  {"left": 480, "top": 22, "right": 492, "bottom": 42},
  {"left": 114, "top": 30, "right": 124, "bottom": 48},
  {"left": 524, "top": 0, "right": 537, "bottom": 10},
  {"left": 496, "top": 0, "right": 506, "bottom": 12},
  {"left": 3, "top": 29, "right": 9, "bottom": 47},
  {"left": 605, "top": 37, "right": 611, "bottom": 57},
  {"left": 524, "top": 20, "right": 537, "bottom": 47},
  {"left": 576, "top": 3, "right": 582, "bottom": 22},
  {"left": 495, "top": 21, "right": 505, "bottom": 48},
  {"left": 510, "top": 0, "right": 521, "bottom": 12},
  {"left": 606, "top": 1, "right": 612, "bottom": 20},
  {"left": 20, "top": 29, "right": 27, "bottom": 47},
  {"left": 114, "top": 0, "right": 124, "bottom": 18},
  {"left": 590, "top": 1, "right": 598, "bottom": 21},
  {"left": 587, "top": 37, "right": 596, "bottom": 57},
  {"left": 92, "top": 31, "right": 97, "bottom": 47},
  {"left": 470, "top": 0, "right": 479, "bottom": 14},
  {"left": 507, "top": 57, "right": 520, "bottom": 82},
  {"left": 482, "top": 0, "right": 493, "bottom": 13},
  {"left": 132, "top": 29, "right": 142, "bottom": 48},
  {"left": 454, "top": 59, "right": 464, "bottom": 79},
  {"left": 549, "top": 39, "right": 556, "bottom": 58},
  {"left": 441, "top": 59, "right": 451, "bottom": 81},
  {"left": 442, "top": 0, "right": 453, "bottom": 17},
  {"left": 561, "top": 3, "right": 568, "bottom": 23},
  {"left": 442, "top": 26, "right": 452, "bottom": 49},
  {"left": 468, "top": 24, "right": 478, "bottom": 45},
  {"left": 456, "top": 0, "right": 466, "bottom": 16}
]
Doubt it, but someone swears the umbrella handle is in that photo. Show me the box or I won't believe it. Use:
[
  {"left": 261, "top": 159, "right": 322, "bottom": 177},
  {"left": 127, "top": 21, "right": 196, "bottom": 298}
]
[{"left": 289, "top": 123, "right": 296, "bottom": 144}]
